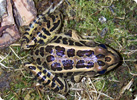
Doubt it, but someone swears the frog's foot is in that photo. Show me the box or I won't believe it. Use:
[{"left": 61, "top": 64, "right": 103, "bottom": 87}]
[
  {"left": 42, "top": 0, "right": 64, "bottom": 14},
  {"left": 24, "top": 63, "right": 69, "bottom": 94}
]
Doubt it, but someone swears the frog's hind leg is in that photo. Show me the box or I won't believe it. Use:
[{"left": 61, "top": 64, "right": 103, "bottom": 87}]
[
  {"left": 21, "top": 11, "right": 63, "bottom": 50},
  {"left": 24, "top": 63, "right": 69, "bottom": 94}
]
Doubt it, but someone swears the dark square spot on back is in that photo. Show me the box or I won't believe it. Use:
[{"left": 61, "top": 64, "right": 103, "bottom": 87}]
[
  {"left": 46, "top": 55, "right": 55, "bottom": 62},
  {"left": 40, "top": 47, "right": 44, "bottom": 57},
  {"left": 62, "top": 60, "right": 74, "bottom": 70},
  {"left": 51, "top": 62, "right": 62, "bottom": 71},
  {"left": 38, "top": 39, "right": 44, "bottom": 44},
  {"left": 54, "top": 36, "right": 62, "bottom": 43},
  {"left": 35, "top": 50, "right": 39, "bottom": 55},
  {"left": 36, "top": 58, "right": 42, "bottom": 65},
  {"left": 85, "top": 50, "right": 94, "bottom": 57},
  {"left": 67, "top": 49, "right": 75, "bottom": 57},
  {"left": 77, "top": 50, "right": 84, "bottom": 57},
  {"left": 63, "top": 38, "right": 68, "bottom": 44},
  {"left": 54, "top": 38, "right": 60, "bottom": 43},
  {"left": 55, "top": 46, "right": 65, "bottom": 57},
  {"left": 75, "top": 42, "right": 83, "bottom": 46},
  {"left": 68, "top": 40, "right": 74, "bottom": 45},
  {"left": 76, "top": 60, "right": 85, "bottom": 68},
  {"left": 86, "top": 62, "right": 94, "bottom": 68},
  {"left": 79, "top": 41, "right": 86, "bottom": 45},
  {"left": 42, "top": 62, "right": 47, "bottom": 67},
  {"left": 45, "top": 46, "right": 53, "bottom": 53},
  {"left": 51, "top": 36, "right": 57, "bottom": 41},
  {"left": 37, "top": 66, "right": 42, "bottom": 70}
]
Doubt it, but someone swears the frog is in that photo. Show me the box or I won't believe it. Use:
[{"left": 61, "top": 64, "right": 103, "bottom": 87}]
[{"left": 21, "top": 9, "right": 120, "bottom": 94}]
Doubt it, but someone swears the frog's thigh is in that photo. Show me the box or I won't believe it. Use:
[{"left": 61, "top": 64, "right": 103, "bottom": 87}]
[{"left": 25, "top": 63, "right": 69, "bottom": 94}]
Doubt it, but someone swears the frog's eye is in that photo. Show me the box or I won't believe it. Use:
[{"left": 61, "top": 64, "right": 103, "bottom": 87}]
[
  {"left": 98, "top": 44, "right": 107, "bottom": 49},
  {"left": 97, "top": 69, "right": 106, "bottom": 74}
]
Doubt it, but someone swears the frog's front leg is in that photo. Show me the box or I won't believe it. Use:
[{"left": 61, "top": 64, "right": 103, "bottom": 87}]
[
  {"left": 64, "top": 30, "right": 82, "bottom": 41},
  {"left": 25, "top": 63, "right": 69, "bottom": 94},
  {"left": 71, "top": 75, "right": 84, "bottom": 83},
  {"left": 64, "top": 30, "right": 96, "bottom": 46}
]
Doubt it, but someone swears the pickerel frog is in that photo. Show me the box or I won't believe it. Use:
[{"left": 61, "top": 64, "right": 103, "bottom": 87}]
[{"left": 21, "top": 11, "right": 120, "bottom": 94}]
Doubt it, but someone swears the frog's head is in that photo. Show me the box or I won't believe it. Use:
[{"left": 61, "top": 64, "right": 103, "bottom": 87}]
[{"left": 93, "top": 44, "right": 121, "bottom": 75}]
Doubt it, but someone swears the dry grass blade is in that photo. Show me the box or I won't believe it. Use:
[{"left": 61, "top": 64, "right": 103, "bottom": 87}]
[
  {"left": 9, "top": 46, "right": 21, "bottom": 60},
  {"left": 120, "top": 78, "right": 134, "bottom": 96},
  {"left": 0, "top": 53, "right": 13, "bottom": 68}
]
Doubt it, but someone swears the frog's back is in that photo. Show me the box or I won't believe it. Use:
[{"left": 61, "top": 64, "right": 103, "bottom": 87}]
[{"left": 31, "top": 34, "right": 120, "bottom": 79}]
